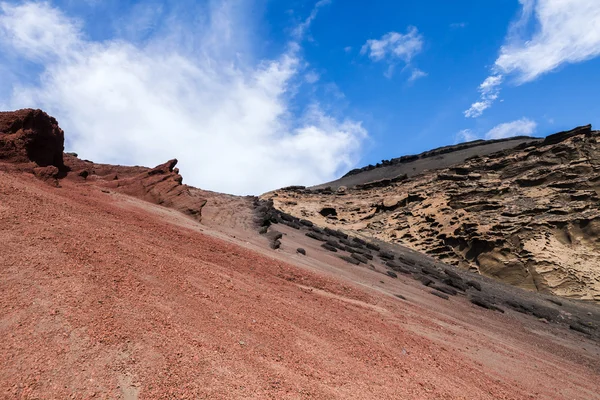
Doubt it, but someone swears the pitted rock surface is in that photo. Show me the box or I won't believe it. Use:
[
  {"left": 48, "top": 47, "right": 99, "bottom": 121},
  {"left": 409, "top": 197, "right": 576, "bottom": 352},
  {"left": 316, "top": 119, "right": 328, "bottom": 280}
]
[{"left": 265, "top": 125, "right": 600, "bottom": 301}]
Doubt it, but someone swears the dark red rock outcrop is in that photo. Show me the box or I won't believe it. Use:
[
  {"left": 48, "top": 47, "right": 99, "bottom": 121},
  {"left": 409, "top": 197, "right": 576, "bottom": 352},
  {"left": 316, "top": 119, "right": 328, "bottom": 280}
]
[
  {"left": 110, "top": 159, "right": 207, "bottom": 220},
  {"left": 64, "top": 155, "right": 207, "bottom": 221},
  {"left": 0, "top": 109, "right": 206, "bottom": 221},
  {"left": 0, "top": 109, "right": 65, "bottom": 169}
]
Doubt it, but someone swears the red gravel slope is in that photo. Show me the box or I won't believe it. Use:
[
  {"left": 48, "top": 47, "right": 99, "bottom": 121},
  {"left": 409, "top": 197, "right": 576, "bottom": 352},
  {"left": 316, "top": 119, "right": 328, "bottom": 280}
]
[{"left": 1, "top": 169, "right": 599, "bottom": 399}]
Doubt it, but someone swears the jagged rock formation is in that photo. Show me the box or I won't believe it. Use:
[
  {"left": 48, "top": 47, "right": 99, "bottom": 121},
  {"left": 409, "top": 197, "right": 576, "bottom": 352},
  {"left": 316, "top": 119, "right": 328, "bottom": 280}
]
[
  {"left": 65, "top": 156, "right": 207, "bottom": 220},
  {"left": 0, "top": 109, "right": 65, "bottom": 169},
  {"left": 265, "top": 125, "right": 600, "bottom": 301},
  {"left": 0, "top": 109, "right": 67, "bottom": 183},
  {"left": 0, "top": 109, "right": 206, "bottom": 220}
]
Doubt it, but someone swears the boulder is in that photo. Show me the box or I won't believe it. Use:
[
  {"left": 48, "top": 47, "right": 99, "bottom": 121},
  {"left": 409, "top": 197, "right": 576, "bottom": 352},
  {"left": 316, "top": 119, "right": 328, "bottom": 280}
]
[
  {"left": 339, "top": 255, "right": 360, "bottom": 265},
  {"left": 351, "top": 253, "right": 368, "bottom": 264},
  {"left": 321, "top": 243, "right": 338, "bottom": 252},
  {"left": 0, "top": 109, "right": 65, "bottom": 170}
]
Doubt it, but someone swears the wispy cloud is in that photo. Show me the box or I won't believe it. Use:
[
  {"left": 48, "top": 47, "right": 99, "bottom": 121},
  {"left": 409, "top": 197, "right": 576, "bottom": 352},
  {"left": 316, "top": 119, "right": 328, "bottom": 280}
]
[
  {"left": 456, "top": 117, "right": 537, "bottom": 143},
  {"left": 360, "top": 26, "right": 425, "bottom": 79},
  {"left": 408, "top": 68, "right": 428, "bottom": 82},
  {"left": 292, "top": 0, "right": 331, "bottom": 39},
  {"left": 0, "top": 1, "right": 366, "bottom": 195},
  {"left": 304, "top": 70, "right": 320, "bottom": 84},
  {"left": 361, "top": 27, "right": 423, "bottom": 62},
  {"left": 450, "top": 22, "right": 467, "bottom": 29},
  {"left": 485, "top": 117, "right": 537, "bottom": 139},
  {"left": 454, "top": 129, "right": 479, "bottom": 143},
  {"left": 464, "top": 75, "right": 503, "bottom": 118},
  {"left": 465, "top": 0, "right": 600, "bottom": 118},
  {"left": 497, "top": 0, "right": 600, "bottom": 82}
]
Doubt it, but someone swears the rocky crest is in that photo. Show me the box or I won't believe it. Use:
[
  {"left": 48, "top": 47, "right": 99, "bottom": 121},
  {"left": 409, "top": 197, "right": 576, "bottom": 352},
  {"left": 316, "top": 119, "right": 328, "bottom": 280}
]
[
  {"left": 265, "top": 125, "right": 600, "bottom": 301},
  {"left": 316, "top": 136, "right": 540, "bottom": 190},
  {"left": 0, "top": 109, "right": 66, "bottom": 182},
  {"left": 0, "top": 109, "right": 206, "bottom": 220},
  {"left": 342, "top": 135, "right": 537, "bottom": 179},
  {"left": 0, "top": 109, "right": 65, "bottom": 169},
  {"left": 65, "top": 156, "right": 207, "bottom": 219}
]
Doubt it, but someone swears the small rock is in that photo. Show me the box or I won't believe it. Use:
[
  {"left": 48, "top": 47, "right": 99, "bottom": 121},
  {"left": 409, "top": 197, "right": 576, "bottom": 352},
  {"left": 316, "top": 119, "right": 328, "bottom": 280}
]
[
  {"left": 431, "top": 291, "right": 449, "bottom": 300},
  {"left": 321, "top": 243, "right": 338, "bottom": 252},
  {"left": 351, "top": 253, "right": 368, "bottom": 264},
  {"left": 338, "top": 255, "right": 360, "bottom": 265}
]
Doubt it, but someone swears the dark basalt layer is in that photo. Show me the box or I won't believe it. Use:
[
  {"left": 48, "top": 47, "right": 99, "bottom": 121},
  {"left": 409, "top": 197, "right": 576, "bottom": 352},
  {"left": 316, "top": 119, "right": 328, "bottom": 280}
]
[{"left": 313, "top": 136, "right": 540, "bottom": 190}]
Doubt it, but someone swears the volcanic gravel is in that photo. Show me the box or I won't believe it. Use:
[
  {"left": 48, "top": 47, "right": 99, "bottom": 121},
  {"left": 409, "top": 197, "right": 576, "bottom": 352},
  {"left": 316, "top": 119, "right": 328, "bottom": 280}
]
[{"left": 1, "top": 170, "right": 599, "bottom": 399}]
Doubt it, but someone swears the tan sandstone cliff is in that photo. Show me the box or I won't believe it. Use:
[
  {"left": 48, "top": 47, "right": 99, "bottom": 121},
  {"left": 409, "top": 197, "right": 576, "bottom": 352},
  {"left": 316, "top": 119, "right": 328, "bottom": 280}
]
[{"left": 264, "top": 126, "right": 600, "bottom": 301}]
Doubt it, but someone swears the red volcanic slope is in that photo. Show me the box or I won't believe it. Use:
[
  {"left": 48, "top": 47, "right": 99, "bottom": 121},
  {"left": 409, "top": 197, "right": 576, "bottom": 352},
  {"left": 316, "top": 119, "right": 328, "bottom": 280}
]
[{"left": 1, "top": 109, "right": 599, "bottom": 399}]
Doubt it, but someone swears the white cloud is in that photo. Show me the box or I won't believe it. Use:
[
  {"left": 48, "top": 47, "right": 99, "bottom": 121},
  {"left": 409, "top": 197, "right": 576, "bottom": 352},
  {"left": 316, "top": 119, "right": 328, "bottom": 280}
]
[
  {"left": 455, "top": 117, "right": 537, "bottom": 143},
  {"left": 479, "top": 75, "right": 503, "bottom": 92},
  {"left": 344, "top": 46, "right": 352, "bottom": 53},
  {"left": 360, "top": 26, "right": 425, "bottom": 78},
  {"left": 408, "top": 68, "right": 427, "bottom": 82},
  {"left": 361, "top": 27, "right": 423, "bottom": 63},
  {"left": 485, "top": 118, "right": 537, "bottom": 139},
  {"left": 464, "top": 102, "right": 489, "bottom": 119},
  {"left": 450, "top": 22, "right": 467, "bottom": 29},
  {"left": 506, "top": 0, "right": 536, "bottom": 42},
  {"left": 496, "top": 0, "right": 600, "bottom": 83},
  {"left": 464, "top": 74, "right": 503, "bottom": 118},
  {"left": 0, "top": 1, "right": 366, "bottom": 196},
  {"left": 466, "top": 0, "right": 600, "bottom": 117},
  {"left": 0, "top": 2, "right": 82, "bottom": 61},
  {"left": 455, "top": 129, "right": 479, "bottom": 143}
]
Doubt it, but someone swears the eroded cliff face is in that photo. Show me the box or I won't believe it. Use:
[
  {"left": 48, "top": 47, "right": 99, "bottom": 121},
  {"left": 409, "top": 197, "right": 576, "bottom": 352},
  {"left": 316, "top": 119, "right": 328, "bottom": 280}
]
[
  {"left": 0, "top": 109, "right": 65, "bottom": 169},
  {"left": 265, "top": 126, "right": 600, "bottom": 301}
]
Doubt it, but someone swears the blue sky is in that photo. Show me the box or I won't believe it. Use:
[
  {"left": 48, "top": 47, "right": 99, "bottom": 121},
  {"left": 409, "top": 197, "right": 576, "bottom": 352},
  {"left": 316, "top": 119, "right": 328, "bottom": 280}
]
[{"left": 1, "top": 0, "right": 600, "bottom": 194}]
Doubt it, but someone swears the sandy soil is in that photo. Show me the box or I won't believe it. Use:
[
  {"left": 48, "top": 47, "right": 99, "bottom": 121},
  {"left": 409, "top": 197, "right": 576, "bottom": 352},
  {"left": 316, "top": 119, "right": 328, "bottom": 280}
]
[{"left": 1, "top": 169, "right": 599, "bottom": 399}]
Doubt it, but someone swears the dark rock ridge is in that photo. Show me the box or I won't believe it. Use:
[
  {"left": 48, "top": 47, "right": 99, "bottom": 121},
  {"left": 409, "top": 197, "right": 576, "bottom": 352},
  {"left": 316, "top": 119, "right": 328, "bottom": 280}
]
[
  {"left": 0, "top": 109, "right": 206, "bottom": 220},
  {"left": 266, "top": 125, "right": 600, "bottom": 301},
  {"left": 312, "top": 135, "right": 540, "bottom": 191},
  {"left": 340, "top": 136, "right": 539, "bottom": 179}
]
